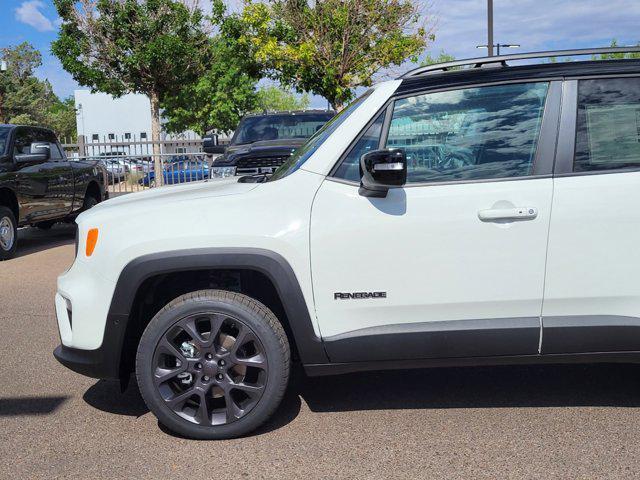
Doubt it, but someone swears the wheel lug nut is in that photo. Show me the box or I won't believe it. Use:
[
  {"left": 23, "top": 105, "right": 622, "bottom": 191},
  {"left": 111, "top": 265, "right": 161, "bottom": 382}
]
[
  {"left": 203, "top": 375, "right": 210, "bottom": 382},
  {"left": 195, "top": 363, "right": 202, "bottom": 369},
  {"left": 216, "top": 373, "right": 223, "bottom": 381},
  {"left": 218, "top": 360, "right": 225, "bottom": 367},
  {"left": 205, "top": 353, "right": 213, "bottom": 360}
]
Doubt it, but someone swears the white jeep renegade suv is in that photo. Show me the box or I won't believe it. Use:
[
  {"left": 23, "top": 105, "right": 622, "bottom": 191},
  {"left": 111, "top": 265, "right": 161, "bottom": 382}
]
[{"left": 55, "top": 48, "right": 640, "bottom": 439}]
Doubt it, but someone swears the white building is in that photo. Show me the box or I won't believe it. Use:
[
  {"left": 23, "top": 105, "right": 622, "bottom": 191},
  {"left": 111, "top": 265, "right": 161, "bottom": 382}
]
[{"left": 74, "top": 90, "right": 205, "bottom": 156}]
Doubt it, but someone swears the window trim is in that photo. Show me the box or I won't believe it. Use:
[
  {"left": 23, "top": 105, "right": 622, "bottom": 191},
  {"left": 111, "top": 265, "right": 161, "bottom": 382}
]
[
  {"left": 329, "top": 78, "right": 561, "bottom": 187},
  {"left": 555, "top": 74, "right": 640, "bottom": 177}
]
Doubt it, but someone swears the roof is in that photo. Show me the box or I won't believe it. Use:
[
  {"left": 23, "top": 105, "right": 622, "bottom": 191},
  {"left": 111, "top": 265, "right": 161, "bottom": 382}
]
[{"left": 397, "top": 46, "right": 640, "bottom": 96}]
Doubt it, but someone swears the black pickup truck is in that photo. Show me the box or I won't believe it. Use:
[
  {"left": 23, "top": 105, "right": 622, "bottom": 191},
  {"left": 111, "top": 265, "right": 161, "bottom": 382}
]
[
  {"left": 0, "top": 125, "right": 108, "bottom": 260},
  {"left": 203, "top": 110, "right": 335, "bottom": 178}
]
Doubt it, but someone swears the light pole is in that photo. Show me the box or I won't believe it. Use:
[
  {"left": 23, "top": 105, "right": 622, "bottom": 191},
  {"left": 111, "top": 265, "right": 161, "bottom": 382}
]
[
  {"left": 487, "top": 0, "right": 494, "bottom": 57},
  {"left": 477, "top": 43, "right": 520, "bottom": 56}
]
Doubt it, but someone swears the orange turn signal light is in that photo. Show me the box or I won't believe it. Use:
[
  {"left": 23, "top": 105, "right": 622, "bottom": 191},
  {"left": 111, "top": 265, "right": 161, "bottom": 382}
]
[{"left": 85, "top": 228, "right": 99, "bottom": 257}]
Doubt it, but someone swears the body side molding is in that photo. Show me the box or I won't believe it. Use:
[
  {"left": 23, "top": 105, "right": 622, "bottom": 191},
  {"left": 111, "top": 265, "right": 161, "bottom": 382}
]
[
  {"left": 323, "top": 317, "right": 541, "bottom": 363},
  {"left": 542, "top": 315, "right": 640, "bottom": 354}
]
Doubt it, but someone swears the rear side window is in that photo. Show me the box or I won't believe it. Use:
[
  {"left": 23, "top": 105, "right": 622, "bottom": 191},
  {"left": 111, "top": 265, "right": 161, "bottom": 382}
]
[
  {"left": 575, "top": 78, "right": 640, "bottom": 172},
  {"left": 386, "top": 82, "right": 549, "bottom": 184}
]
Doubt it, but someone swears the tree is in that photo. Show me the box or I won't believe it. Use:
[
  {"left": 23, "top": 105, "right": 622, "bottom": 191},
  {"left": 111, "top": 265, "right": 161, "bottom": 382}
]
[
  {"left": 162, "top": 36, "right": 260, "bottom": 135},
  {"left": 254, "top": 85, "right": 310, "bottom": 112},
  {"left": 421, "top": 51, "right": 456, "bottom": 66},
  {"left": 236, "top": 0, "right": 433, "bottom": 110},
  {"left": 47, "top": 97, "right": 78, "bottom": 140},
  {"left": 52, "top": 0, "right": 213, "bottom": 184},
  {"left": 0, "top": 42, "right": 77, "bottom": 138}
]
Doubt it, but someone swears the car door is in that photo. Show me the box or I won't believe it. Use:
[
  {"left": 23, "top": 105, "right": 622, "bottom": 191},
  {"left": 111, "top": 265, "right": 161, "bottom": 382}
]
[
  {"left": 311, "top": 81, "right": 561, "bottom": 363},
  {"left": 13, "top": 127, "right": 74, "bottom": 222},
  {"left": 542, "top": 77, "right": 640, "bottom": 354}
]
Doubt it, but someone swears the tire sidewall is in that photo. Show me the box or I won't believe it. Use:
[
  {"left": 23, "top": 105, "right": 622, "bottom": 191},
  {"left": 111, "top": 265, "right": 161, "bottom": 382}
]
[
  {"left": 0, "top": 206, "right": 18, "bottom": 261},
  {"left": 136, "top": 294, "right": 289, "bottom": 439},
  {"left": 83, "top": 195, "right": 98, "bottom": 211}
]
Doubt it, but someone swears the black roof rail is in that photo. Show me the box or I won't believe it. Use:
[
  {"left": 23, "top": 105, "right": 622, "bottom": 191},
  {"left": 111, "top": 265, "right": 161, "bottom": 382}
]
[{"left": 401, "top": 46, "right": 640, "bottom": 79}]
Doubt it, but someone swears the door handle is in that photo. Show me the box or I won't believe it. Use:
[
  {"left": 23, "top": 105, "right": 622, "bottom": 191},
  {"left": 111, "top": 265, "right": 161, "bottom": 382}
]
[{"left": 478, "top": 206, "right": 538, "bottom": 222}]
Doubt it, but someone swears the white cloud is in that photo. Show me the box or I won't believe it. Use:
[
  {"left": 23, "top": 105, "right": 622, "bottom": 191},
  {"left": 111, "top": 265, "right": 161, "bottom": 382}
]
[{"left": 15, "top": 0, "right": 55, "bottom": 32}]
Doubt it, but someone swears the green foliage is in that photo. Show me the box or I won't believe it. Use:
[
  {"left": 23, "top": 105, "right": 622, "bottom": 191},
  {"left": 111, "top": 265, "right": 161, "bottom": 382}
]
[
  {"left": 593, "top": 40, "right": 640, "bottom": 60},
  {"left": 421, "top": 51, "right": 456, "bottom": 66},
  {"left": 0, "top": 42, "right": 77, "bottom": 139},
  {"left": 254, "top": 85, "right": 310, "bottom": 112},
  {"left": 52, "top": 0, "right": 213, "bottom": 151},
  {"left": 52, "top": 0, "right": 212, "bottom": 99},
  {"left": 162, "top": 35, "right": 261, "bottom": 135},
  {"left": 549, "top": 40, "right": 640, "bottom": 63},
  {"left": 234, "top": 0, "right": 432, "bottom": 110}
]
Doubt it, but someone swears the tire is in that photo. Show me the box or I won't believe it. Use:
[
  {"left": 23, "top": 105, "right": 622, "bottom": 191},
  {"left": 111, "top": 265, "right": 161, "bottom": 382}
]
[
  {"left": 82, "top": 193, "right": 99, "bottom": 211},
  {"left": 136, "top": 290, "right": 290, "bottom": 439},
  {"left": 0, "top": 206, "right": 18, "bottom": 261}
]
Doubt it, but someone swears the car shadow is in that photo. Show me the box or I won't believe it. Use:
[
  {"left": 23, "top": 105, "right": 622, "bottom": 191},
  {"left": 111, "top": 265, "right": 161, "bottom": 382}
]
[
  {"left": 15, "top": 224, "right": 76, "bottom": 259},
  {"left": 82, "top": 363, "right": 640, "bottom": 438},
  {"left": 0, "top": 395, "right": 69, "bottom": 416},
  {"left": 298, "top": 363, "right": 640, "bottom": 412},
  {"left": 83, "top": 376, "right": 302, "bottom": 439}
]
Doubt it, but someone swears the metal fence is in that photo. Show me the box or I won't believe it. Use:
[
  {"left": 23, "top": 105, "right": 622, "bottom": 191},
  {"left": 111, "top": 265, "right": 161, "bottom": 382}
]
[{"left": 61, "top": 133, "right": 229, "bottom": 194}]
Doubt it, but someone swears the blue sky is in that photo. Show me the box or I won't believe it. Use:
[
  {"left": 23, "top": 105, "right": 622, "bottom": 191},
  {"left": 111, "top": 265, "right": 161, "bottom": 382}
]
[{"left": 3, "top": 0, "right": 640, "bottom": 108}]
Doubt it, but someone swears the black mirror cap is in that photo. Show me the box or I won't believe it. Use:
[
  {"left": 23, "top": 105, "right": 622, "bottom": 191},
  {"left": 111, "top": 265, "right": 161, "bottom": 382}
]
[
  {"left": 15, "top": 153, "right": 49, "bottom": 164},
  {"left": 359, "top": 148, "right": 407, "bottom": 198},
  {"left": 203, "top": 134, "right": 226, "bottom": 154}
]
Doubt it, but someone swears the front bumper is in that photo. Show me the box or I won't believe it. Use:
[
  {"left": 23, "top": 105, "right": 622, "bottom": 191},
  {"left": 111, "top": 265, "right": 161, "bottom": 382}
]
[
  {"left": 54, "top": 258, "right": 124, "bottom": 380},
  {"left": 53, "top": 343, "right": 119, "bottom": 379}
]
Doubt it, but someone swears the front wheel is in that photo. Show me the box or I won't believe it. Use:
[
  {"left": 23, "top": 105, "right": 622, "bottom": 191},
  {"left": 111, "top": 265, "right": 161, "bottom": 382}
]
[
  {"left": 136, "top": 290, "right": 290, "bottom": 439},
  {"left": 0, "top": 206, "right": 18, "bottom": 261}
]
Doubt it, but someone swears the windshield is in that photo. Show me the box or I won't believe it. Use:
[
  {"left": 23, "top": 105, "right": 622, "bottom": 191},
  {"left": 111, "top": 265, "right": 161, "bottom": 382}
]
[
  {"left": 269, "top": 91, "right": 373, "bottom": 181},
  {"left": 232, "top": 113, "right": 334, "bottom": 145},
  {"left": 0, "top": 127, "right": 10, "bottom": 155}
]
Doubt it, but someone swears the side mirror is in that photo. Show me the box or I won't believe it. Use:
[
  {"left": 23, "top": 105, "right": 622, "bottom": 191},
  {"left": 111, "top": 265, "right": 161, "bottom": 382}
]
[
  {"left": 203, "top": 134, "right": 226, "bottom": 155},
  {"left": 15, "top": 142, "right": 50, "bottom": 164},
  {"left": 359, "top": 148, "right": 407, "bottom": 198}
]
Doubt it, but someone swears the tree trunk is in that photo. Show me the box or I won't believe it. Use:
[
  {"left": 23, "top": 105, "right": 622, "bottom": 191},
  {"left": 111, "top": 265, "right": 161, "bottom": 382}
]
[{"left": 149, "top": 91, "right": 163, "bottom": 187}]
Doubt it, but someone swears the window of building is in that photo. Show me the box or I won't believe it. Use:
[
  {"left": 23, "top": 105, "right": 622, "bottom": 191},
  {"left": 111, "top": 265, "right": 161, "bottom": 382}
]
[
  {"left": 92, "top": 134, "right": 99, "bottom": 141},
  {"left": 124, "top": 133, "right": 131, "bottom": 140},
  {"left": 140, "top": 132, "right": 147, "bottom": 139},
  {"left": 108, "top": 133, "right": 115, "bottom": 140}
]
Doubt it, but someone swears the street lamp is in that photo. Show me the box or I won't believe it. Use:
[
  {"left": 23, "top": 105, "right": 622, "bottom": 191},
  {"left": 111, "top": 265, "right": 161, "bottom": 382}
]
[{"left": 477, "top": 43, "right": 520, "bottom": 56}]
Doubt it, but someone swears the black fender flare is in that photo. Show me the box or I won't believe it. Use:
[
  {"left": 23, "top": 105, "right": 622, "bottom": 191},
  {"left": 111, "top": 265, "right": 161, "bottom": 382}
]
[{"left": 90, "top": 248, "right": 328, "bottom": 379}]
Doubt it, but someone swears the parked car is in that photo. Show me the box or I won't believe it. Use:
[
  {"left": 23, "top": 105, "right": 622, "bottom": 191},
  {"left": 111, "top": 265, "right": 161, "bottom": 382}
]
[
  {"left": 203, "top": 110, "right": 335, "bottom": 178},
  {"left": 139, "top": 160, "right": 209, "bottom": 186},
  {"left": 54, "top": 47, "right": 640, "bottom": 440},
  {"left": 0, "top": 124, "right": 107, "bottom": 260},
  {"left": 98, "top": 152, "right": 130, "bottom": 184}
]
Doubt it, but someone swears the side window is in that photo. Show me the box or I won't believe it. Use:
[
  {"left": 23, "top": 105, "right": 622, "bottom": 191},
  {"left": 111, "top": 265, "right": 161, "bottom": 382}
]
[
  {"left": 575, "top": 78, "right": 640, "bottom": 172},
  {"left": 333, "top": 111, "right": 385, "bottom": 182},
  {"left": 385, "top": 82, "right": 549, "bottom": 183},
  {"left": 13, "top": 128, "right": 36, "bottom": 155}
]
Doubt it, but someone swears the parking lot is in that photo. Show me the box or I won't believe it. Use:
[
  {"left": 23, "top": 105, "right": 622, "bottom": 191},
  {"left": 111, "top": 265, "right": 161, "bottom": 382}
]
[{"left": 1, "top": 225, "right": 640, "bottom": 479}]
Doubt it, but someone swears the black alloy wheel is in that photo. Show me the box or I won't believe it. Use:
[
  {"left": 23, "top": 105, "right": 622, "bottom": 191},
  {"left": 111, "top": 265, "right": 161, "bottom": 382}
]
[{"left": 136, "top": 290, "right": 290, "bottom": 439}]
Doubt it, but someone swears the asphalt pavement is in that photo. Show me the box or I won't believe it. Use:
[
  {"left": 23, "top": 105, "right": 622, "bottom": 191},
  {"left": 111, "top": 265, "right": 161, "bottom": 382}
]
[{"left": 1, "top": 224, "right": 640, "bottom": 479}]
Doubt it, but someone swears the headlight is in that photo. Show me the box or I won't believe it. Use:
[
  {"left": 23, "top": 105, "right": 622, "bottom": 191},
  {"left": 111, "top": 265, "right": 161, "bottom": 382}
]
[{"left": 210, "top": 166, "right": 236, "bottom": 178}]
